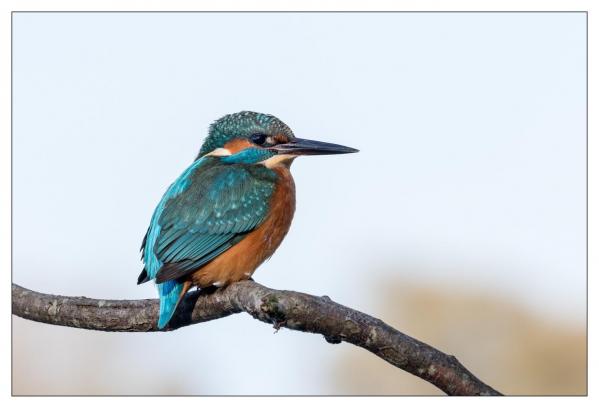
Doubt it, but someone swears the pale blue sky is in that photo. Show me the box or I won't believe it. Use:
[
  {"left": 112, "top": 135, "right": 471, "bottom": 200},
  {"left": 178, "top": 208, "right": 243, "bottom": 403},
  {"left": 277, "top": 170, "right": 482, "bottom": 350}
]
[{"left": 13, "top": 12, "right": 586, "bottom": 394}]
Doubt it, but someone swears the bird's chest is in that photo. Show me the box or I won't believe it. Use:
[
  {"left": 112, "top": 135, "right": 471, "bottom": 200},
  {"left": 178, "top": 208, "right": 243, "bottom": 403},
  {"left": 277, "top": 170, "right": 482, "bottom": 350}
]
[
  {"left": 191, "top": 167, "right": 296, "bottom": 287},
  {"left": 258, "top": 167, "right": 296, "bottom": 255}
]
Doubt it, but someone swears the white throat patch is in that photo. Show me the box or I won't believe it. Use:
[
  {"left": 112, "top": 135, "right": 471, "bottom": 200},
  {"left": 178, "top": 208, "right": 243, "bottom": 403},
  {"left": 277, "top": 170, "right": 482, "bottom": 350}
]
[
  {"left": 260, "top": 154, "right": 297, "bottom": 169},
  {"left": 205, "top": 148, "right": 232, "bottom": 157}
]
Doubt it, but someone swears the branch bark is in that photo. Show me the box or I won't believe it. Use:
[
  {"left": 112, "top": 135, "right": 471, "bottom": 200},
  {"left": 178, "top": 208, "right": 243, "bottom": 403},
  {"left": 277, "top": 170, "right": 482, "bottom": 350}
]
[{"left": 12, "top": 281, "right": 501, "bottom": 396}]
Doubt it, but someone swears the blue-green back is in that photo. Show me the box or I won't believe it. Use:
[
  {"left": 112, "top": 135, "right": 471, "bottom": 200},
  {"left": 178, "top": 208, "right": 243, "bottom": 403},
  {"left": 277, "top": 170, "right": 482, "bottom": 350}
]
[{"left": 141, "top": 156, "right": 278, "bottom": 328}]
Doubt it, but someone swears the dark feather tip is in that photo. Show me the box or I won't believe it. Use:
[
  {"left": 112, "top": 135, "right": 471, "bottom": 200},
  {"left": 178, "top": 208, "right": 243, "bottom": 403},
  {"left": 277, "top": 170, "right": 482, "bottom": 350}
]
[{"left": 137, "top": 269, "right": 150, "bottom": 285}]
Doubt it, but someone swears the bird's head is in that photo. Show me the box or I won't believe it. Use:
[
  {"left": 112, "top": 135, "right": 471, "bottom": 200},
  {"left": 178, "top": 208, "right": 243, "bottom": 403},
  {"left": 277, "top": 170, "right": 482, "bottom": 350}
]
[{"left": 197, "top": 111, "right": 358, "bottom": 167}]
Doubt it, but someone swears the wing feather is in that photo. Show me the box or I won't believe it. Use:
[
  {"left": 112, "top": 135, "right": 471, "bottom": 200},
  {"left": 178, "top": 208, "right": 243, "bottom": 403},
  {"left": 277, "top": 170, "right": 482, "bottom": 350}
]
[{"left": 141, "top": 158, "right": 277, "bottom": 284}]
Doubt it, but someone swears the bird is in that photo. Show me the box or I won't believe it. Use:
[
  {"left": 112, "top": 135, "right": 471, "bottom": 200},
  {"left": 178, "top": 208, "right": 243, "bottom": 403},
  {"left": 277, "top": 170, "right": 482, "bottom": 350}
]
[{"left": 138, "top": 111, "right": 358, "bottom": 329}]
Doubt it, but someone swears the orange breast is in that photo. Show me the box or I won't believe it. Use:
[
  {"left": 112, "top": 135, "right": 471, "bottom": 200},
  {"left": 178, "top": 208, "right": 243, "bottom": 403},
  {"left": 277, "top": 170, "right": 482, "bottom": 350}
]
[{"left": 190, "top": 167, "right": 296, "bottom": 288}]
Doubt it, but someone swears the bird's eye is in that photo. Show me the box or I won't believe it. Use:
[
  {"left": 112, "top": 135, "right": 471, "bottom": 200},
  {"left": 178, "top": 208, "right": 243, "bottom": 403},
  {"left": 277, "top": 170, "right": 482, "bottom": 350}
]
[{"left": 250, "top": 133, "right": 268, "bottom": 146}]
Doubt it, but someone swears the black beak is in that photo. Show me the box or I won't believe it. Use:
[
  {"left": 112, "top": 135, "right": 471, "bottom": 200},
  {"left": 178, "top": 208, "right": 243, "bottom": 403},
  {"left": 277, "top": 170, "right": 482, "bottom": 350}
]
[{"left": 271, "top": 138, "right": 359, "bottom": 156}]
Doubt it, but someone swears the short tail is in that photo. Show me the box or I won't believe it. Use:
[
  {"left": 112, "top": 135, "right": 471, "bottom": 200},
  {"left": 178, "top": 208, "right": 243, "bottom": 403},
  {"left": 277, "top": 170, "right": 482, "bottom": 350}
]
[{"left": 157, "top": 280, "right": 190, "bottom": 329}]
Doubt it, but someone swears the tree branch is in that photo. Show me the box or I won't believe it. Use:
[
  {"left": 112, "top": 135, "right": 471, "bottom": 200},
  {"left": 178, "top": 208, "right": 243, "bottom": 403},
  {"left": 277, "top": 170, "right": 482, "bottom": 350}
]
[{"left": 12, "top": 281, "right": 501, "bottom": 396}]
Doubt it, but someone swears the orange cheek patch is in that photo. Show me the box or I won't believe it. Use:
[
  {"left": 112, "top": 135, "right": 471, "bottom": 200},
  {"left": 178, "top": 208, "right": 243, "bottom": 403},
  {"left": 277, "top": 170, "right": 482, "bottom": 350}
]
[
  {"left": 274, "top": 134, "right": 290, "bottom": 144},
  {"left": 224, "top": 138, "right": 254, "bottom": 154}
]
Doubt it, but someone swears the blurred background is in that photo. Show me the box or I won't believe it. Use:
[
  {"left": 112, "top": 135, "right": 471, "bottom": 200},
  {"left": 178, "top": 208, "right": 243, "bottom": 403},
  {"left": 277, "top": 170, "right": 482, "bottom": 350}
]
[{"left": 12, "top": 12, "right": 586, "bottom": 395}]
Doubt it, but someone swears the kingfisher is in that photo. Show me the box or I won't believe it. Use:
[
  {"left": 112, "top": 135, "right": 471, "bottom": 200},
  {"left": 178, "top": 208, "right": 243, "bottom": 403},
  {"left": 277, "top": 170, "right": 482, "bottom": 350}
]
[{"left": 138, "top": 111, "right": 358, "bottom": 329}]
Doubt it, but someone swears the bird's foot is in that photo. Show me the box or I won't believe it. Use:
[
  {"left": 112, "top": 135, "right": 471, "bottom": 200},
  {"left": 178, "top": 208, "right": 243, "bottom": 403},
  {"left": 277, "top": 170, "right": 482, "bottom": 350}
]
[{"left": 197, "top": 285, "right": 218, "bottom": 296}]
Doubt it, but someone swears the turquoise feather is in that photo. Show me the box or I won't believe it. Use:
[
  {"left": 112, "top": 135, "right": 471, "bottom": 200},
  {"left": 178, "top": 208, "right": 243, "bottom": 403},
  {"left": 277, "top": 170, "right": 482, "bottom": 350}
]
[
  {"left": 157, "top": 280, "right": 184, "bottom": 329},
  {"left": 143, "top": 157, "right": 208, "bottom": 329}
]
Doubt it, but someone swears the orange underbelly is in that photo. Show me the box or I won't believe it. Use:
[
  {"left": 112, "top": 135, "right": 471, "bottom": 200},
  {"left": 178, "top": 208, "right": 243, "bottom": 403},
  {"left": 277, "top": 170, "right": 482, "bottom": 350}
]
[{"left": 190, "top": 167, "right": 296, "bottom": 288}]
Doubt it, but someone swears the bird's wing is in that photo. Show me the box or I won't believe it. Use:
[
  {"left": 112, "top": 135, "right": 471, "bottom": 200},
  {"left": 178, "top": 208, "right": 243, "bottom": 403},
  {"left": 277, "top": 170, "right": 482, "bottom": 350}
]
[{"left": 143, "top": 158, "right": 277, "bottom": 284}]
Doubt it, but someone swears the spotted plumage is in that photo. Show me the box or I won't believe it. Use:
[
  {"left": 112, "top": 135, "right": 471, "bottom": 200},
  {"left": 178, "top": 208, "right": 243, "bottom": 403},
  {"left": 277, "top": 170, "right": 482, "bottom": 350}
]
[{"left": 139, "top": 111, "right": 358, "bottom": 329}]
